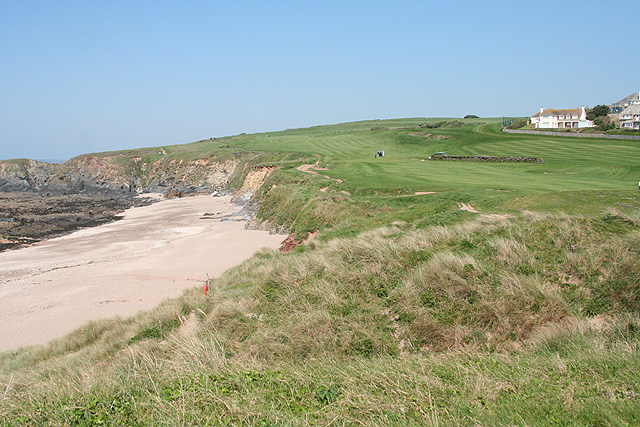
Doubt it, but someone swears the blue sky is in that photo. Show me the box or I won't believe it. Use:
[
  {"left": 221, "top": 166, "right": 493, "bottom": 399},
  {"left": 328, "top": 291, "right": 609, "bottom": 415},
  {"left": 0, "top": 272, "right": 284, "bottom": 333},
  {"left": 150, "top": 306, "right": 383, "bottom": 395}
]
[{"left": 1, "top": 1, "right": 638, "bottom": 161}]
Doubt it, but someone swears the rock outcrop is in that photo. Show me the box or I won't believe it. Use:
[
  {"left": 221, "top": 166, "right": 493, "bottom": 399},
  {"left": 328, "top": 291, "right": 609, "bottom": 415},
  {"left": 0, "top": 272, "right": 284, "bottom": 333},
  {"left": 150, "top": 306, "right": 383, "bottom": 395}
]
[
  {"left": 0, "top": 158, "right": 139, "bottom": 196},
  {"left": 0, "top": 155, "right": 240, "bottom": 197},
  {"left": 137, "top": 157, "right": 239, "bottom": 195}
]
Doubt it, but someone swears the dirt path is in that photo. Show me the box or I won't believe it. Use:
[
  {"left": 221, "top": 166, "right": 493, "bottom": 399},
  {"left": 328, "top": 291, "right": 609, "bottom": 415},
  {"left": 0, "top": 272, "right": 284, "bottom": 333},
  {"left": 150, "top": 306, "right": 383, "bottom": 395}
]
[
  {"left": 296, "top": 156, "right": 344, "bottom": 183},
  {"left": 0, "top": 195, "right": 285, "bottom": 351}
]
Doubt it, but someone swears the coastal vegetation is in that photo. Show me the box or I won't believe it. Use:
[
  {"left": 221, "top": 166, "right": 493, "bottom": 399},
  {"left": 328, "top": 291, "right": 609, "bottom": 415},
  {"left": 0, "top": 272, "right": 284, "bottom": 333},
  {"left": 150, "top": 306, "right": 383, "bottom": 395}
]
[{"left": 2, "top": 118, "right": 640, "bottom": 425}]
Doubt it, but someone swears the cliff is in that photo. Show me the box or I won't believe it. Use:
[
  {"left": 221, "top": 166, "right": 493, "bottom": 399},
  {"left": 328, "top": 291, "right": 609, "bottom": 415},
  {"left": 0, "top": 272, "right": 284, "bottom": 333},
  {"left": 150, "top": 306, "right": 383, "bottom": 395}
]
[{"left": 0, "top": 154, "right": 240, "bottom": 197}]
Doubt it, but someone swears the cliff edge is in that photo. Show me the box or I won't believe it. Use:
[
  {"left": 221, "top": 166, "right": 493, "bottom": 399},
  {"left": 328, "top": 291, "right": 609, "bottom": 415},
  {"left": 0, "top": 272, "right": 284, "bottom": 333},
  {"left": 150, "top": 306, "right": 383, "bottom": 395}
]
[{"left": 0, "top": 154, "right": 240, "bottom": 197}]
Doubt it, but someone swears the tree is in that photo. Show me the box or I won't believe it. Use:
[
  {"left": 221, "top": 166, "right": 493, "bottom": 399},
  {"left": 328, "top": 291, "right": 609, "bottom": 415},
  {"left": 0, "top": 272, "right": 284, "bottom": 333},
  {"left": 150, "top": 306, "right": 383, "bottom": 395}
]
[
  {"left": 464, "top": 114, "right": 479, "bottom": 119},
  {"left": 587, "top": 105, "right": 610, "bottom": 121}
]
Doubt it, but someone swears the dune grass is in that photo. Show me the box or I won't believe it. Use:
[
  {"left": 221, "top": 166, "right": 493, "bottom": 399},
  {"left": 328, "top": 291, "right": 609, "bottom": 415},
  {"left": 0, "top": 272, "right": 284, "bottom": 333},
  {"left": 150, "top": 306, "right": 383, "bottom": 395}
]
[
  {"left": 2, "top": 210, "right": 640, "bottom": 425},
  {"left": 2, "top": 118, "right": 640, "bottom": 425}
]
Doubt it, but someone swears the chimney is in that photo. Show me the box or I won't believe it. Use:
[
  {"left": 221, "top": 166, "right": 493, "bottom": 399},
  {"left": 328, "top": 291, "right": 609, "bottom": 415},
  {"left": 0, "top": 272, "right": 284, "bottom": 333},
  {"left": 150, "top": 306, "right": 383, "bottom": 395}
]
[{"left": 540, "top": 106, "right": 544, "bottom": 113}]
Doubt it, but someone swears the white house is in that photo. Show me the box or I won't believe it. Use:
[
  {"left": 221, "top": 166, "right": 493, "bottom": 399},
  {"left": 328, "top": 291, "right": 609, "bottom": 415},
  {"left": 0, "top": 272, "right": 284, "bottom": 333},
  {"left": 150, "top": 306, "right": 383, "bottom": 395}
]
[
  {"left": 530, "top": 106, "right": 594, "bottom": 129},
  {"left": 619, "top": 105, "right": 640, "bottom": 130}
]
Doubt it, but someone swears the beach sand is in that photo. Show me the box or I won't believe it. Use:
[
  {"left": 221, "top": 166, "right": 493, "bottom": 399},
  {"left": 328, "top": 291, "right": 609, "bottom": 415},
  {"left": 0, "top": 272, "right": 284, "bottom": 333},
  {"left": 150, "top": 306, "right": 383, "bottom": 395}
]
[{"left": 0, "top": 195, "right": 285, "bottom": 351}]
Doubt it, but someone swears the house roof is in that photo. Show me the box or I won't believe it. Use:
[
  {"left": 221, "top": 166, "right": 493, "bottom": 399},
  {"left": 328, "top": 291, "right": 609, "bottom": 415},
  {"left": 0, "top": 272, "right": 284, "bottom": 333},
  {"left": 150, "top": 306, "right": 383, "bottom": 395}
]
[
  {"left": 612, "top": 92, "right": 639, "bottom": 107},
  {"left": 620, "top": 105, "right": 640, "bottom": 116},
  {"left": 531, "top": 108, "right": 581, "bottom": 118}
]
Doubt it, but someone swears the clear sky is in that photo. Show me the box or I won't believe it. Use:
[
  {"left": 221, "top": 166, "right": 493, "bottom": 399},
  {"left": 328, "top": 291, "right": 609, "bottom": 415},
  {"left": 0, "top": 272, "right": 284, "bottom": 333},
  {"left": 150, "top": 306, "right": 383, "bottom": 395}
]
[{"left": 1, "top": 1, "right": 638, "bottom": 161}]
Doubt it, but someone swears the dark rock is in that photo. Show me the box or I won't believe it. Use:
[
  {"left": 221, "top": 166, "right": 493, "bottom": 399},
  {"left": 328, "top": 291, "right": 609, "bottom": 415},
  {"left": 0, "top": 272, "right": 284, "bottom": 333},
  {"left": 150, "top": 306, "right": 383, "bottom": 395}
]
[
  {"left": 0, "top": 192, "right": 148, "bottom": 252},
  {"left": 165, "top": 189, "right": 184, "bottom": 199}
]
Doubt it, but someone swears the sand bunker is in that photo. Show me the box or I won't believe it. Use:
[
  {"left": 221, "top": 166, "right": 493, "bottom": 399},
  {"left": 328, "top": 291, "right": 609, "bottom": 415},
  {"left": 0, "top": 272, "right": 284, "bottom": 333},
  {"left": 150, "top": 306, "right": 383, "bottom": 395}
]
[{"left": 0, "top": 195, "right": 285, "bottom": 351}]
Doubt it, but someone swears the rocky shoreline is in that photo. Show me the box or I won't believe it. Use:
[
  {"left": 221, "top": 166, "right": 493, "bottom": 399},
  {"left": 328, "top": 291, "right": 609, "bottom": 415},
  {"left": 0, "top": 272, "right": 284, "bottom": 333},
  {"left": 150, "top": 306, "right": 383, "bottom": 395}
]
[
  {"left": 0, "top": 192, "right": 156, "bottom": 252},
  {"left": 0, "top": 156, "right": 239, "bottom": 196},
  {"left": 0, "top": 153, "right": 277, "bottom": 251}
]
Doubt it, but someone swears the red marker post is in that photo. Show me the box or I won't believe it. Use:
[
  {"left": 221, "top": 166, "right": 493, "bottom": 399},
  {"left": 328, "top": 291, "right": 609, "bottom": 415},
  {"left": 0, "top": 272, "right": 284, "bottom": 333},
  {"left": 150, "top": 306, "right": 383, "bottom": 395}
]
[{"left": 203, "top": 273, "right": 210, "bottom": 295}]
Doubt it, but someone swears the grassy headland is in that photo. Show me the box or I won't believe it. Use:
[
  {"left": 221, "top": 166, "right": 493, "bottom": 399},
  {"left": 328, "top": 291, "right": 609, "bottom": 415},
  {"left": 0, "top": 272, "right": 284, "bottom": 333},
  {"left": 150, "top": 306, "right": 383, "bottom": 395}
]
[{"left": 2, "top": 118, "right": 640, "bottom": 425}]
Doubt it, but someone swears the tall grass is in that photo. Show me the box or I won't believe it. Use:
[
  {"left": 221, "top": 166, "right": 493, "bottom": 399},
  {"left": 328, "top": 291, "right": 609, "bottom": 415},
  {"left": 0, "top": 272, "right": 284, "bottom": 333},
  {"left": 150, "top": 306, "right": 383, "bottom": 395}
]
[{"left": 3, "top": 209, "right": 640, "bottom": 425}]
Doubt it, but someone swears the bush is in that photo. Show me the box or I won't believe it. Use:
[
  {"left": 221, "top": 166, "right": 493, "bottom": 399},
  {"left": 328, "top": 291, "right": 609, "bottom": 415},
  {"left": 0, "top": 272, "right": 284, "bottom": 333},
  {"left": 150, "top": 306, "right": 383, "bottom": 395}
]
[
  {"left": 429, "top": 154, "right": 544, "bottom": 163},
  {"left": 594, "top": 116, "right": 616, "bottom": 131},
  {"left": 464, "top": 115, "right": 479, "bottom": 119},
  {"left": 418, "top": 120, "right": 464, "bottom": 129}
]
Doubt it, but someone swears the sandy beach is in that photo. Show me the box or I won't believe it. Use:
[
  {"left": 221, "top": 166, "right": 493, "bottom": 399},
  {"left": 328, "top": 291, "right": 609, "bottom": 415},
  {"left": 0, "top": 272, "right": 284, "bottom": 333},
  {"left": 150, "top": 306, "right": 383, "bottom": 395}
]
[{"left": 0, "top": 195, "right": 285, "bottom": 351}]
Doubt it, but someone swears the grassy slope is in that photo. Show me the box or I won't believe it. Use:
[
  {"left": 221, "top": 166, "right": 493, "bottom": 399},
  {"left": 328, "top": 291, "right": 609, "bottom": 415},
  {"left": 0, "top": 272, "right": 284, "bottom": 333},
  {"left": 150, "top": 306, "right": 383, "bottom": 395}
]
[{"left": 2, "top": 119, "right": 640, "bottom": 426}]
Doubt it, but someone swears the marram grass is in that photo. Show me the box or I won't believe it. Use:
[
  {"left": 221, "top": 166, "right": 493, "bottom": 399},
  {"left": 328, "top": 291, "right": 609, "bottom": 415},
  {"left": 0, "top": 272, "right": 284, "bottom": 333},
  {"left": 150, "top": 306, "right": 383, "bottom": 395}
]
[{"left": 2, "top": 210, "right": 640, "bottom": 426}]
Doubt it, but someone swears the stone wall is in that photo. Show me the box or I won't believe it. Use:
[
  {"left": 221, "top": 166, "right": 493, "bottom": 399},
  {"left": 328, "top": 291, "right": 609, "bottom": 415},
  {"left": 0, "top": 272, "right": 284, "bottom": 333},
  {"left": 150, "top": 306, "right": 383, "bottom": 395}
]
[{"left": 502, "top": 129, "right": 640, "bottom": 140}]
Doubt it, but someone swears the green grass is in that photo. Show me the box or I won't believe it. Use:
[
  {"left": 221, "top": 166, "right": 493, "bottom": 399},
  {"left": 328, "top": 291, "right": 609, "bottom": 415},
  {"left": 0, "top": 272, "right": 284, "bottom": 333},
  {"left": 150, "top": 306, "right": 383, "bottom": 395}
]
[
  {"left": 62, "top": 117, "right": 640, "bottom": 204},
  {"left": 2, "top": 117, "right": 640, "bottom": 425},
  {"left": 227, "top": 119, "right": 640, "bottom": 239},
  {"left": 225, "top": 120, "right": 640, "bottom": 194}
]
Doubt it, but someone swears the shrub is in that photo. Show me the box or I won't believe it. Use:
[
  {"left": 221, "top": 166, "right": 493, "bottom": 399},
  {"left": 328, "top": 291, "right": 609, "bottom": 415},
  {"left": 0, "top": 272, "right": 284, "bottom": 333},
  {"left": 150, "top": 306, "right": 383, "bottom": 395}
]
[
  {"left": 594, "top": 116, "right": 616, "bottom": 131},
  {"left": 418, "top": 120, "right": 464, "bottom": 129},
  {"left": 429, "top": 154, "right": 544, "bottom": 163}
]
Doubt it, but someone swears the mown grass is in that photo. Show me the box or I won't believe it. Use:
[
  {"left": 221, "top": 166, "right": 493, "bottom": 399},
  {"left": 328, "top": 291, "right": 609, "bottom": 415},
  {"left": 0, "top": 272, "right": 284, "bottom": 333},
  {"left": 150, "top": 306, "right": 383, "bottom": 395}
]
[{"left": 2, "top": 118, "right": 640, "bottom": 425}]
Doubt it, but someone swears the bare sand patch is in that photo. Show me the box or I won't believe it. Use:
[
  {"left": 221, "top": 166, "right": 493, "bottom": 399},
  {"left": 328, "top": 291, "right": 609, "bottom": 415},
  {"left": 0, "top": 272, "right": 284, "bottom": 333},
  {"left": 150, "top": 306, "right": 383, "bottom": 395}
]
[
  {"left": 296, "top": 164, "right": 317, "bottom": 174},
  {"left": 0, "top": 195, "right": 285, "bottom": 351},
  {"left": 398, "top": 191, "right": 437, "bottom": 197},
  {"left": 297, "top": 158, "right": 344, "bottom": 184},
  {"left": 458, "top": 203, "right": 480, "bottom": 213}
]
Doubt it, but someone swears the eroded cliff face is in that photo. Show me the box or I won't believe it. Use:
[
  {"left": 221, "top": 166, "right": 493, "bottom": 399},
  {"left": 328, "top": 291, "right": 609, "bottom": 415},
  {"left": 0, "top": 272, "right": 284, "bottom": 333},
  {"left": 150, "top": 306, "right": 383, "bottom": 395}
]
[
  {"left": 134, "top": 156, "right": 239, "bottom": 194},
  {"left": 0, "top": 160, "right": 69, "bottom": 193},
  {"left": 0, "top": 155, "right": 240, "bottom": 197},
  {"left": 64, "top": 155, "right": 140, "bottom": 194}
]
